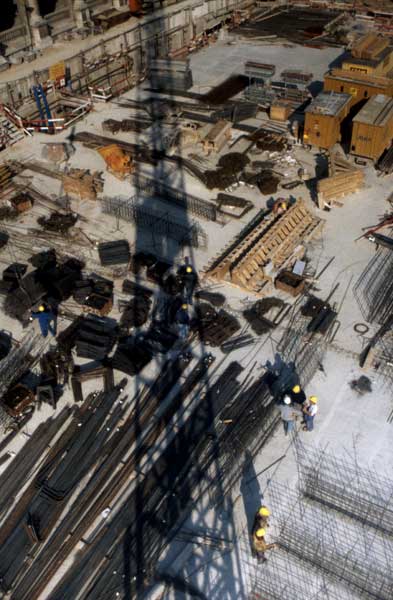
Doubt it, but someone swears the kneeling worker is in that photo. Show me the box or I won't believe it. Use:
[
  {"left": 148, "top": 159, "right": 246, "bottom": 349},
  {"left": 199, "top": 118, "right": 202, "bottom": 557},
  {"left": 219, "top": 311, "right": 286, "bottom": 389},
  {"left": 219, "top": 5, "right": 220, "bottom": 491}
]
[{"left": 252, "top": 527, "right": 277, "bottom": 562}]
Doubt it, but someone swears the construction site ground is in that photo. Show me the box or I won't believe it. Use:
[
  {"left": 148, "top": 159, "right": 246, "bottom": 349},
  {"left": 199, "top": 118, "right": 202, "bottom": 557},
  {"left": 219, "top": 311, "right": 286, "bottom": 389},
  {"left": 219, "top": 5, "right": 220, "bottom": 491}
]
[{"left": 0, "top": 37, "right": 392, "bottom": 600}]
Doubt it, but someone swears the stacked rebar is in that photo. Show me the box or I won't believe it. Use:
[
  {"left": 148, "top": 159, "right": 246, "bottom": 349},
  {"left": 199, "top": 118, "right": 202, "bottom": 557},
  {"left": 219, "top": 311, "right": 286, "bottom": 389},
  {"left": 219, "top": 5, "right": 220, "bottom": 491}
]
[{"left": 97, "top": 240, "right": 130, "bottom": 266}]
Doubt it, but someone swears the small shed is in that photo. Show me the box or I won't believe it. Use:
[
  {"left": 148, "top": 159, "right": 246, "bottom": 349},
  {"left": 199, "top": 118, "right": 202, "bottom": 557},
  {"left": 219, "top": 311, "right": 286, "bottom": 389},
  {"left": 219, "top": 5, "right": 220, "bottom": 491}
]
[
  {"left": 351, "top": 94, "right": 393, "bottom": 161},
  {"left": 303, "top": 92, "right": 352, "bottom": 149},
  {"left": 324, "top": 68, "right": 393, "bottom": 109}
]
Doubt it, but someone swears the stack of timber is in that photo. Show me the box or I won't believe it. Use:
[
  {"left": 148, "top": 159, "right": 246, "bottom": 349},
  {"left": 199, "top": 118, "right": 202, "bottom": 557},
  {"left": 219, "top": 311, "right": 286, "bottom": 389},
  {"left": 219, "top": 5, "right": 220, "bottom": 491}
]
[
  {"left": 203, "top": 200, "right": 323, "bottom": 295},
  {"left": 317, "top": 162, "right": 365, "bottom": 209},
  {"left": 0, "top": 164, "right": 15, "bottom": 193},
  {"left": 327, "top": 150, "right": 358, "bottom": 176}
]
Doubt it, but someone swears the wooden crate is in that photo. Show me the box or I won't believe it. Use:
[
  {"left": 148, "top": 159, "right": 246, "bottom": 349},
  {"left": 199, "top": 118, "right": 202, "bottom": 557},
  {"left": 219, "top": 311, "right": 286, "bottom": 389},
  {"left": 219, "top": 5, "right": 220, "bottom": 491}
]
[
  {"left": 270, "top": 104, "right": 292, "bottom": 122},
  {"left": 1, "top": 384, "right": 35, "bottom": 417},
  {"left": 275, "top": 270, "right": 305, "bottom": 297}
]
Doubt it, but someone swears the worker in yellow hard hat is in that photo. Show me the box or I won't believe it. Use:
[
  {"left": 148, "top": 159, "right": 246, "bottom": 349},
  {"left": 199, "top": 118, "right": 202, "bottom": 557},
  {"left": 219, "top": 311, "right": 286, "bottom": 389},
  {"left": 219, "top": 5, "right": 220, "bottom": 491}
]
[
  {"left": 177, "top": 261, "right": 198, "bottom": 304},
  {"left": 303, "top": 395, "right": 318, "bottom": 432},
  {"left": 31, "top": 303, "right": 56, "bottom": 338},
  {"left": 272, "top": 198, "right": 288, "bottom": 215},
  {"left": 288, "top": 383, "right": 306, "bottom": 406},
  {"left": 253, "top": 505, "right": 271, "bottom": 531},
  {"left": 251, "top": 526, "right": 277, "bottom": 562}
]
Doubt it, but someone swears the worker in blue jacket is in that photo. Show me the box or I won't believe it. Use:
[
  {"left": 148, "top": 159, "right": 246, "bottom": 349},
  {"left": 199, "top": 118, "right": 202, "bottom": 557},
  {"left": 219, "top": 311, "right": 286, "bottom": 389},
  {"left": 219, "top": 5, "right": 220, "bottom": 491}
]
[{"left": 31, "top": 304, "right": 56, "bottom": 338}]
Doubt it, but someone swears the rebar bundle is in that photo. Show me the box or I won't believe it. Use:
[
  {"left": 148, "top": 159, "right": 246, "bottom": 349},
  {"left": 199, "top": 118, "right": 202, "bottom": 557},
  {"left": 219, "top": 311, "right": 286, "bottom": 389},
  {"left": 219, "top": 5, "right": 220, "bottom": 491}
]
[
  {"left": 296, "top": 442, "right": 393, "bottom": 537},
  {"left": 100, "top": 196, "right": 208, "bottom": 248},
  {"left": 354, "top": 248, "right": 393, "bottom": 324}
]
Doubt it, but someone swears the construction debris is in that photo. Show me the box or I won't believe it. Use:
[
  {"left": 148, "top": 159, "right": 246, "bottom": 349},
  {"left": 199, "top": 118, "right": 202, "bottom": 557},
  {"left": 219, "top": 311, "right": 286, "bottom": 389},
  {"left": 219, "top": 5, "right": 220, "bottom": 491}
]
[
  {"left": 98, "top": 144, "right": 134, "bottom": 179},
  {"left": 37, "top": 211, "right": 78, "bottom": 234},
  {"left": 41, "top": 143, "right": 72, "bottom": 163},
  {"left": 243, "top": 297, "right": 286, "bottom": 334},
  {"left": 63, "top": 168, "right": 104, "bottom": 200}
]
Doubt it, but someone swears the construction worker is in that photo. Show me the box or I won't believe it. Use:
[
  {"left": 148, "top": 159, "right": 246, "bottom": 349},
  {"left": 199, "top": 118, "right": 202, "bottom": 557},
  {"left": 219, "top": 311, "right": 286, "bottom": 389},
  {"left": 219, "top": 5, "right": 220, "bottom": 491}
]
[
  {"left": 251, "top": 527, "right": 277, "bottom": 562},
  {"left": 253, "top": 506, "right": 271, "bottom": 531},
  {"left": 177, "top": 263, "right": 198, "bottom": 305},
  {"left": 272, "top": 199, "right": 288, "bottom": 215},
  {"left": 289, "top": 384, "right": 306, "bottom": 406},
  {"left": 303, "top": 396, "right": 318, "bottom": 432},
  {"left": 278, "top": 395, "right": 302, "bottom": 436},
  {"left": 175, "top": 303, "right": 190, "bottom": 340},
  {"left": 31, "top": 304, "right": 56, "bottom": 338}
]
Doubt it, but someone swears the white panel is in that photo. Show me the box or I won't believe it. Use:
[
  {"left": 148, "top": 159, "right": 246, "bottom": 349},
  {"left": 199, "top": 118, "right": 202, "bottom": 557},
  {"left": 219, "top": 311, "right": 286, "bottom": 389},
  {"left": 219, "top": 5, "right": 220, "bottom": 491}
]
[{"left": 193, "top": 3, "right": 208, "bottom": 18}]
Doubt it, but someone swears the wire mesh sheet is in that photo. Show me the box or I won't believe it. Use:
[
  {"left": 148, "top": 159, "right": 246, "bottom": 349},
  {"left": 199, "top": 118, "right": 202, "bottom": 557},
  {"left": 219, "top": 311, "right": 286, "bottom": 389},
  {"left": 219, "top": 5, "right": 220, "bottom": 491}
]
[
  {"left": 353, "top": 248, "right": 393, "bottom": 324},
  {"left": 267, "top": 480, "right": 393, "bottom": 600},
  {"left": 277, "top": 310, "right": 327, "bottom": 387},
  {"left": 295, "top": 441, "right": 393, "bottom": 537},
  {"left": 248, "top": 548, "right": 358, "bottom": 600},
  {"left": 100, "top": 196, "right": 208, "bottom": 248}
]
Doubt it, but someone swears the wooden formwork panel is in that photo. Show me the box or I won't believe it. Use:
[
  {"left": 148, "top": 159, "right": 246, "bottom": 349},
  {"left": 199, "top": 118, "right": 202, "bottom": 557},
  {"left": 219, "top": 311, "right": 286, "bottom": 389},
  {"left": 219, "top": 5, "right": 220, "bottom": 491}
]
[
  {"left": 203, "top": 200, "right": 323, "bottom": 294},
  {"left": 317, "top": 169, "right": 365, "bottom": 207}
]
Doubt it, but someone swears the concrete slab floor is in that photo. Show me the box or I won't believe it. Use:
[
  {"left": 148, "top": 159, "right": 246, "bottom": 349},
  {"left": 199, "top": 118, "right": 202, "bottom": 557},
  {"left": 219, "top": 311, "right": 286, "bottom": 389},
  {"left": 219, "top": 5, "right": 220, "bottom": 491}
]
[{"left": 0, "top": 38, "right": 392, "bottom": 600}]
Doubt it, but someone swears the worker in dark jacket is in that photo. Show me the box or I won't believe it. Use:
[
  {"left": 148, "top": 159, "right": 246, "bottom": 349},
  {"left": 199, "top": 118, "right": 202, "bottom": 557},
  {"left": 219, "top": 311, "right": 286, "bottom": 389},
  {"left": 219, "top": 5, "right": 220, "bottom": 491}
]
[
  {"left": 177, "top": 264, "right": 198, "bottom": 305},
  {"left": 289, "top": 384, "right": 306, "bottom": 406},
  {"left": 31, "top": 304, "right": 56, "bottom": 338},
  {"left": 175, "top": 303, "right": 190, "bottom": 340},
  {"left": 251, "top": 527, "right": 277, "bottom": 562}
]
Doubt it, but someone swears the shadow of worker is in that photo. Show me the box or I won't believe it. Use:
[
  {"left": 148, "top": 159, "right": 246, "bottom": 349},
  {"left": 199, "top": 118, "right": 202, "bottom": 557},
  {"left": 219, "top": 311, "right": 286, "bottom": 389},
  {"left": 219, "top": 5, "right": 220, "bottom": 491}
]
[{"left": 240, "top": 450, "right": 263, "bottom": 537}]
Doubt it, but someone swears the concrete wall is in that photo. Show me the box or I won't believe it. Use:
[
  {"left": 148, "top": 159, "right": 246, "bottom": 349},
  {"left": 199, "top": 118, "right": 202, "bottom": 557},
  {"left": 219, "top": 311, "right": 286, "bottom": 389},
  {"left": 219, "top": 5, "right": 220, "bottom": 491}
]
[{"left": 0, "top": 0, "right": 254, "bottom": 107}]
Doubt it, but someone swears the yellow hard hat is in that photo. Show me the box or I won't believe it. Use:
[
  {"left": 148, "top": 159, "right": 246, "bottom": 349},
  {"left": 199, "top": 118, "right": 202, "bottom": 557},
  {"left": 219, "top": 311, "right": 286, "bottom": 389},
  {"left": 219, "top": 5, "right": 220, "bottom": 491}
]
[
  {"left": 281, "top": 202, "right": 287, "bottom": 210},
  {"left": 256, "top": 528, "right": 266, "bottom": 538},
  {"left": 186, "top": 266, "right": 193, "bottom": 273},
  {"left": 292, "top": 385, "right": 301, "bottom": 394},
  {"left": 181, "top": 303, "right": 188, "bottom": 310},
  {"left": 38, "top": 305, "right": 45, "bottom": 312},
  {"left": 310, "top": 396, "right": 318, "bottom": 404},
  {"left": 258, "top": 506, "right": 270, "bottom": 517}
]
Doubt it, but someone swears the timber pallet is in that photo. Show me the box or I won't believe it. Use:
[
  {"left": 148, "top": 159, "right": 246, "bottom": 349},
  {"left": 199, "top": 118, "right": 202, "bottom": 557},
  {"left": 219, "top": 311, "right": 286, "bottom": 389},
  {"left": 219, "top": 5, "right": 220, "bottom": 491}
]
[{"left": 203, "top": 199, "right": 323, "bottom": 295}]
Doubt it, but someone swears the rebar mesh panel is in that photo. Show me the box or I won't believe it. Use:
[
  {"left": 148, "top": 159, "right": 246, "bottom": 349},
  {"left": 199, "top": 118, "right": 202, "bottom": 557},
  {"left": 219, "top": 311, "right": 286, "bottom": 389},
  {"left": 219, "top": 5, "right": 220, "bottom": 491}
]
[
  {"left": 249, "top": 548, "right": 359, "bottom": 600},
  {"left": 296, "top": 442, "right": 393, "bottom": 537},
  {"left": 353, "top": 248, "right": 393, "bottom": 324},
  {"left": 268, "top": 482, "right": 393, "bottom": 600},
  {"left": 277, "top": 311, "right": 327, "bottom": 387},
  {"left": 100, "top": 196, "right": 208, "bottom": 248}
]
